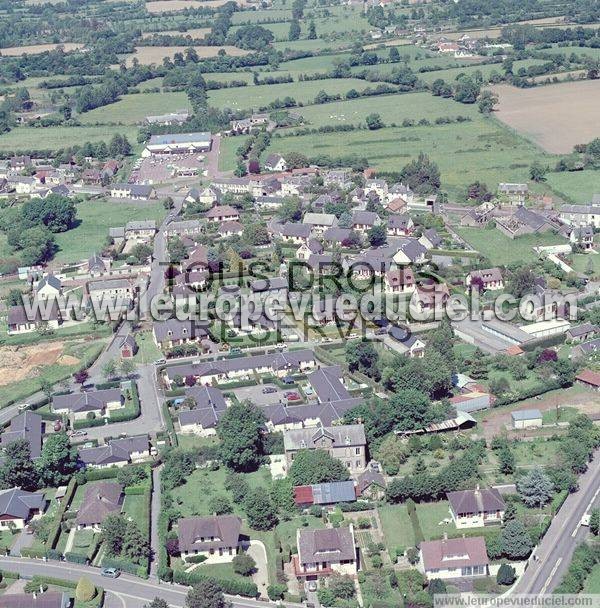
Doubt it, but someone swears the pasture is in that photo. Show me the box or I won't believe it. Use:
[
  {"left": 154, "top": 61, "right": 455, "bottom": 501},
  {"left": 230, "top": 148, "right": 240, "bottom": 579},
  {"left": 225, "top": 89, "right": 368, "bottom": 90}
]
[
  {"left": 78, "top": 91, "right": 191, "bottom": 124},
  {"left": 0, "top": 43, "right": 84, "bottom": 55},
  {"left": 491, "top": 80, "right": 600, "bottom": 153},
  {"left": 207, "top": 77, "right": 370, "bottom": 110},
  {"left": 545, "top": 170, "right": 600, "bottom": 204},
  {"left": 123, "top": 45, "right": 248, "bottom": 66}
]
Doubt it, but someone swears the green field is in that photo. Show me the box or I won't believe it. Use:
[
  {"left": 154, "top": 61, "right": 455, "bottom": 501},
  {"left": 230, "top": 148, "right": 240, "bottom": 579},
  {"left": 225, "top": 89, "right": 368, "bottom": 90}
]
[
  {"left": 379, "top": 504, "right": 415, "bottom": 552},
  {"left": 453, "top": 227, "right": 565, "bottom": 264},
  {"left": 545, "top": 170, "right": 600, "bottom": 204},
  {"left": 207, "top": 77, "right": 369, "bottom": 110},
  {"left": 0, "top": 125, "right": 139, "bottom": 152},
  {"left": 267, "top": 115, "right": 554, "bottom": 197},
  {"left": 53, "top": 199, "right": 166, "bottom": 263},
  {"left": 218, "top": 134, "right": 250, "bottom": 172},
  {"left": 288, "top": 90, "right": 479, "bottom": 129},
  {"left": 79, "top": 91, "right": 190, "bottom": 124}
]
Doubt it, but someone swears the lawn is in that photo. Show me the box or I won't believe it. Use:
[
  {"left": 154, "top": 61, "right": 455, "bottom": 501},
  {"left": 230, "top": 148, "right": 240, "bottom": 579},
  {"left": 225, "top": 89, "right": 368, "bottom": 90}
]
[
  {"left": 583, "top": 563, "right": 600, "bottom": 593},
  {"left": 266, "top": 116, "right": 554, "bottom": 198},
  {"left": 568, "top": 253, "right": 600, "bottom": 276},
  {"left": 218, "top": 134, "right": 251, "bottom": 172},
  {"left": 189, "top": 561, "right": 253, "bottom": 586},
  {"left": 453, "top": 227, "right": 565, "bottom": 265},
  {"left": 132, "top": 329, "right": 163, "bottom": 364},
  {"left": 53, "top": 199, "right": 166, "bottom": 263},
  {"left": 78, "top": 92, "right": 191, "bottom": 125},
  {"left": 70, "top": 528, "right": 97, "bottom": 558},
  {"left": 276, "top": 515, "right": 324, "bottom": 551},
  {"left": 207, "top": 77, "right": 369, "bottom": 110},
  {"left": 378, "top": 504, "right": 415, "bottom": 553},
  {"left": 0, "top": 125, "right": 139, "bottom": 153},
  {"left": 545, "top": 169, "right": 600, "bottom": 204},
  {"left": 415, "top": 500, "right": 453, "bottom": 540},
  {"left": 542, "top": 405, "right": 578, "bottom": 424},
  {"left": 123, "top": 493, "right": 150, "bottom": 540}
]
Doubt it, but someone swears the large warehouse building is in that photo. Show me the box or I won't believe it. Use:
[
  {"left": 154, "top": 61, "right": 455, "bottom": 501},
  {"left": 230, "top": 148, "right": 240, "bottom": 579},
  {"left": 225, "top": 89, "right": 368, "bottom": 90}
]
[{"left": 142, "top": 132, "right": 212, "bottom": 157}]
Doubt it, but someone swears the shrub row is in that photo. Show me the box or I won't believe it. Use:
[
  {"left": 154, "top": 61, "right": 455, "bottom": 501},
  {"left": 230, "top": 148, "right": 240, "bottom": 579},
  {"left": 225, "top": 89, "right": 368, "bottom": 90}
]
[
  {"left": 102, "top": 555, "right": 148, "bottom": 578},
  {"left": 47, "top": 477, "right": 78, "bottom": 550},
  {"left": 64, "top": 552, "right": 88, "bottom": 564},
  {"left": 173, "top": 569, "right": 258, "bottom": 597}
]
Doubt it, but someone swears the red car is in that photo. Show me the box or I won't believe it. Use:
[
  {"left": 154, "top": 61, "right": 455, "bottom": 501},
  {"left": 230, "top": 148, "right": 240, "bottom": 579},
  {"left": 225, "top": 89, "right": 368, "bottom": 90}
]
[{"left": 286, "top": 392, "right": 301, "bottom": 401}]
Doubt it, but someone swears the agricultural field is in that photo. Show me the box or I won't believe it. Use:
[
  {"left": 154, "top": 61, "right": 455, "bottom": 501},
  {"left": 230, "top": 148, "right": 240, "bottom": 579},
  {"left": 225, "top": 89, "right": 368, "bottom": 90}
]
[
  {"left": 78, "top": 91, "right": 191, "bottom": 124},
  {"left": 0, "top": 43, "right": 84, "bottom": 55},
  {"left": 545, "top": 170, "right": 600, "bottom": 204},
  {"left": 491, "top": 80, "right": 600, "bottom": 154},
  {"left": 123, "top": 45, "right": 249, "bottom": 66},
  {"left": 53, "top": 199, "right": 167, "bottom": 263},
  {"left": 141, "top": 27, "right": 210, "bottom": 39},
  {"left": 145, "top": 0, "right": 234, "bottom": 12}
]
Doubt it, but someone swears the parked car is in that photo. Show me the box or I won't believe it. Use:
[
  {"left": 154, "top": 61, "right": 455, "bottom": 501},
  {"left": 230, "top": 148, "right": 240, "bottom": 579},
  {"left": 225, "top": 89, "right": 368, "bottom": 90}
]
[
  {"left": 262, "top": 387, "right": 277, "bottom": 394},
  {"left": 307, "top": 581, "right": 318, "bottom": 592},
  {"left": 17, "top": 403, "right": 30, "bottom": 412},
  {"left": 154, "top": 358, "right": 166, "bottom": 365},
  {"left": 70, "top": 430, "right": 87, "bottom": 438},
  {"left": 101, "top": 568, "right": 120, "bottom": 578},
  {"left": 285, "top": 392, "right": 301, "bottom": 401},
  {"left": 282, "top": 376, "right": 295, "bottom": 385}
]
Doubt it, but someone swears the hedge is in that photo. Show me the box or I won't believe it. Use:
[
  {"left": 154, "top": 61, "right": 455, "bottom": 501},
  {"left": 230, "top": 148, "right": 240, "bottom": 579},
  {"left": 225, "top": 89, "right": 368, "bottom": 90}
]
[
  {"left": 493, "top": 380, "right": 561, "bottom": 407},
  {"left": 95, "top": 381, "right": 121, "bottom": 390},
  {"left": 339, "top": 501, "right": 375, "bottom": 512},
  {"left": 79, "top": 467, "right": 119, "bottom": 482},
  {"left": 47, "top": 477, "right": 77, "bottom": 551},
  {"left": 124, "top": 485, "right": 147, "bottom": 495},
  {"left": 28, "top": 576, "right": 76, "bottom": 589},
  {"left": 173, "top": 569, "right": 258, "bottom": 597},
  {"left": 102, "top": 555, "right": 148, "bottom": 578},
  {"left": 65, "top": 552, "right": 88, "bottom": 564},
  {"left": 20, "top": 547, "right": 48, "bottom": 559}
]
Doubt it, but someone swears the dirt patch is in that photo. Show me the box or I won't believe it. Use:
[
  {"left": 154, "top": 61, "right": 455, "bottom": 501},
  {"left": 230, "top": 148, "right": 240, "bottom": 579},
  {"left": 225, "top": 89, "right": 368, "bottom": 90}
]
[
  {"left": 0, "top": 43, "right": 84, "bottom": 56},
  {"left": 125, "top": 45, "right": 248, "bottom": 66},
  {"left": 0, "top": 342, "right": 79, "bottom": 385},
  {"left": 491, "top": 80, "right": 600, "bottom": 153}
]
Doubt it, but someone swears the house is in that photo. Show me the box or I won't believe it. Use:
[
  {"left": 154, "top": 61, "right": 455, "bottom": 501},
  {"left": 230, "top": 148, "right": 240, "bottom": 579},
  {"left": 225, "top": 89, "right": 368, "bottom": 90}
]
[
  {"left": 575, "top": 369, "right": 600, "bottom": 391},
  {"left": 511, "top": 409, "right": 542, "bottom": 429},
  {"left": 51, "top": 389, "right": 123, "bottom": 420},
  {"left": 566, "top": 323, "right": 598, "bottom": 343},
  {"left": 413, "top": 283, "right": 450, "bottom": 313},
  {"left": 364, "top": 179, "right": 387, "bottom": 199},
  {"left": 296, "top": 239, "right": 324, "bottom": 261},
  {"left": 447, "top": 487, "right": 505, "bottom": 529},
  {"left": 419, "top": 536, "right": 489, "bottom": 580},
  {"left": 7, "top": 301, "right": 62, "bottom": 334},
  {"left": 466, "top": 268, "right": 504, "bottom": 291},
  {"left": 119, "top": 334, "right": 138, "bottom": 358},
  {"left": 178, "top": 386, "right": 227, "bottom": 436},
  {"left": 0, "top": 592, "right": 70, "bottom": 608},
  {"left": 495, "top": 206, "right": 553, "bottom": 239},
  {"left": 142, "top": 132, "right": 211, "bottom": 157},
  {"left": 322, "top": 227, "right": 353, "bottom": 247},
  {"left": 79, "top": 435, "right": 150, "bottom": 469},
  {"left": 418, "top": 228, "right": 442, "bottom": 250},
  {"left": 88, "top": 278, "right": 134, "bottom": 303},
  {"left": 351, "top": 211, "right": 380, "bottom": 233},
  {"left": 35, "top": 275, "right": 62, "bottom": 299},
  {"left": 387, "top": 326, "right": 426, "bottom": 358},
  {"left": 356, "top": 466, "right": 386, "bottom": 500},
  {"left": 387, "top": 214, "right": 414, "bottom": 237},
  {"left": 153, "top": 320, "right": 208, "bottom": 349},
  {"left": 392, "top": 239, "right": 428, "bottom": 265},
  {"left": 211, "top": 177, "right": 249, "bottom": 195},
  {"left": 559, "top": 203, "right": 600, "bottom": 229},
  {"left": 294, "top": 526, "right": 357, "bottom": 579},
  {"left": 125, "top": 220, "right": 157, "bottom": 240},
  {"left": 250, "top": 276, "right": 288, "bottom": 299},
  {"left": 205, "top": 205, "right": 240, "bottom": 223},
  {"left": 76, "top": 482, "right": 123, "bottom": 529},
  {"left": 569, "top": 225, "right": 594, "bottom": 250},
  {"left": 220, "top": 220, "right": 243, "bottom": 237},
  {"left": 87, "top": 254, "right": 107, "bottom": 277},
  {"left": 303, "top": 213, "right": 338, "bottom": 234},
  {"left": 279, "top": 222, "right": 312, "bottom": 244},
  {"left": 283, "top": 423, "right": 367, "bottom": 475},
  {"left": 571, "top": 337, "right": 600, "bottom": 359},
  {"left": 0, "top": 488, "right": 46, "bottom": 530},
  {"left": 498, "top": 182, "right": 528, "bottom": 205},
  {"left": 164, "top": 219, "right": 203, "bottom": 238},
  {"left": 1, "top": 411, "right": 43, "bottom": 458},
  {"left": 145, "top": 111, "right": 190, "bottom": 126},
  {"left": 178, "top": 515, "right": 242, "bottom": 563},
  {"left": 230, "top": 113, "right": 269, "bottom": 134},
  {"left": 384, "top": 268, "right": 415, "bottom": 294},
  {"left": 264, "top": 153, "right": 287, "bottom": 172},
  {"left": 110, "top": 184, "right": 156, "bottom": 200},
  {"left": 307, "top": 366, "right": 352, "bottom": 403}
]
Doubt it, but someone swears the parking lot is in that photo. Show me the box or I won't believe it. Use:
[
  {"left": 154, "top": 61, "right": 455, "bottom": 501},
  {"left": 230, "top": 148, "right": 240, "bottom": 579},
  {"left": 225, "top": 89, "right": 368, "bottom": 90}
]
[{"left": 232, "top": 383, "right": 297, "bottom": 406}]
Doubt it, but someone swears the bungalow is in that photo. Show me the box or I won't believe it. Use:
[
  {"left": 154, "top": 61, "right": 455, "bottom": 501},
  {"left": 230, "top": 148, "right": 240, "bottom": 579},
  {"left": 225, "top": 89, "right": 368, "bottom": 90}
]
[
  {"left": 351, "top": 211, "right": 380, "bottom": 233},
  {"left": 110, "top": 184, "right": 156, "bottom": 200},
  {"left": 0, "top": 488, "right": 46, "bottom": 530},
  {"left": 419, "top": 536, "right": 489, "bottom": 580},
  {"left": 295, "top": 526, "right": 358, "bottom": 579},
  {"left": 1, "top": 411, "right": 43, "bottom": 459},
  {"left": 283, "top": 423, "right": 367, "bottom": 475},
  {"left": 466, "top": 268, "right": 504, "bottom": 291},
  {"left": 125, "top": 220, "right": 157, "bottom": 240},
  {"left": 384, "top": 268, "right": 415, "bottom": 294},
  {"left": 264, "top": 153, "right": 287, "bottom": 172},
  {"left": 230, "top": 113, "right": 269, "bottom": 135},
  {"left": 79, "top": 435, "right": 151, "bottom": 469},
  {"left": 387, "top": 326, "right": 426, "bottom": 358},
  {"left": 566, "top": 323, "right": 598, "bottom": 343},
  {"left": 447, "top": 487, "right": 505, "bottom": 529},
  {"left": 52, "top": 388, "right": 123, "bottom": 421},
  {"left": 571, "top": 337, "right": 600, "bottom": 359},
  {"left": 296, "top": 239, "right": 324, "bottom": 261},
  {"left": 418, "top": 228, "right": 442, "bottom": 250},
  {"left": 76, "top": 482, "right": 123, "bottom": 530},
  {"left": 250, "top": 276, "right": 288, "bottom": 299},
  {"left": 387, "top": 214, "right": 414, "bottom": 237},
  {"left": 575, "top": 368, "right": 600, "bottom": 391},
  {"left": 205, "top": 205, "right": 240, "bottom": 223},
  {"left": 153, "top": 319, "right": 209, "bottom": 349},
  {"left": 219, "top": 220, "right": 243, "bottom": 237},
  {"left": 7, "top": 301, "right": 62, "bottom": 334},
  {"left": 178, "top": 386, "right": 227, "bottom": 436},
  {"left": 178, "top": 515, "right": 242, "bottom": 563},
  {"left": 511, "top": 409, "right": 542, "bottom": 429},
  {"left": 303, "top": 213, "right": 338, "bottom": 234},
  {"left": 280, "top": 222, "right": 312, "bottom": 245}
]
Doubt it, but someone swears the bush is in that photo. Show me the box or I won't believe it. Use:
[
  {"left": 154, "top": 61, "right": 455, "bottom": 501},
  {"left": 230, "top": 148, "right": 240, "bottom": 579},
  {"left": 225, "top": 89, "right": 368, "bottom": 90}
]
[
  {"left": 268, "top": 583, "right": 287, "bottom": 600},
  {"left": 65, "top": 552, "right": 88, "bottom": 564},
  {"left": 185, "top": 555, "right": 207, "bottom": 564},
  {"left": 497, "top": 563, "right": 516, "bottom": 586},
  {"left": 232, "top": 553, "right": 256, "bottom": 576},
  {"left": 75, "top": 577, "right": 96, "bottom": 602},
  {"left": 172, "top": 569, "right": 258, "bottom": 597}
]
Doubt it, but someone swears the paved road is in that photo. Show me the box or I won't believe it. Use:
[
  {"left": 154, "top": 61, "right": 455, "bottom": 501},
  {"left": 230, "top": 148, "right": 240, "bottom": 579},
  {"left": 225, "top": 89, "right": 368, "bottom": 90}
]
[
  {"left": 0, "top": 558, "right": 302, "bottom": 608},
  {"left": 513, "top": 447, "right": 600, "bottom": 594}
]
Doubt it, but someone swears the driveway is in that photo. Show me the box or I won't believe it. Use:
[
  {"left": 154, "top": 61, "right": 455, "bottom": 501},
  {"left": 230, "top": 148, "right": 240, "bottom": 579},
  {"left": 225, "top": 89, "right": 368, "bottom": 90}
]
[
  {"left": 10, "top": 529, "right": 34, "bottom": 557},
  {"left": 247, "top": 540, "right": 269, "bottom": 599}
]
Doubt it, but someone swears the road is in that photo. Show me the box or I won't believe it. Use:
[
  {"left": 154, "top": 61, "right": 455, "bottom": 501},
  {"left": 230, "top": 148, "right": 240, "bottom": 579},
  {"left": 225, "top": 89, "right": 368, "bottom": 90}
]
[
  {"left": 0, "top": 558, "right": 302, "bottom": 608},
  {"left": 513, "top": 447, "right": 600, "bottom": 594}
]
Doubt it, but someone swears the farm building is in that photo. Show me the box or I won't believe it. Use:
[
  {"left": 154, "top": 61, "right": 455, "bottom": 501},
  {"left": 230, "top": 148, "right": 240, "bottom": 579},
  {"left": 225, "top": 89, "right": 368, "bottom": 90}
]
[{"left": 511, "top": 409, "right": 542, "bottom": 429}]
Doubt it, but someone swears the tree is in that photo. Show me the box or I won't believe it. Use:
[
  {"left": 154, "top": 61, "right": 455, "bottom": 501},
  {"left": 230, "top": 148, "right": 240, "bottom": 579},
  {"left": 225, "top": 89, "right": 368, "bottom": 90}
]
[
  {"left": 496, "top": 563, "right": 516, "bottom": 585},
  {"left": 122, "top": 520, "right": 151, "bottom": 563},
  {"left": 288, "top": 19, "right": 301, "bottom": 40},
  {"left": 73, "top": 369, "right": 89, "bottom": 385},
  {"left": 101, "top": 514, "right": 128, "bottom": 556},
  {"left": 232, "top": 553, "right": 256, "bottom": 576},
  {"left": 289, "top": 449, "right": 350, "bottom": 486},
  {"left": 478, "top": 90, "right": 499, "bottom": 114},
  {"left": 117, "top": 464, "right": 147, "bottom": 487},
  {"left": 427, "top": 579, "right": 447, "bottom": 596},
  {"left": 516, "top": 468, "right": 554, "bottom": 508},
  {"left": 168, "top": 237, "right": 188, "bottom": 264},
  {"left": 186, "top": 580, "right": 226, "bottom": 608},
  {"left": 21, "top": 195, "right": 77, "bottom": 233},
  {"left": 367, "top": 224, "right": 387, "bottom": 247},
  {"left": 366, "top": 113, "right": 384, "bottom": 130},
  {"left": 400, "top": 153, "right": 441, "bottom": 195},
  {"left": 529, "top": 161, "right": 547, "bottom": 182},
  {"left": 75, "top": 578, "right": 96, "bottom": 603},
  {"left": 590, "top": 508, "right": 600, "bottom": 536},
  {"left": 345, "top": 340, "right": 379, "bottom": 379},
  {"left": 101, "top": 358, "right": 117, "bottom": 380},
  {"left": 208, "top": 495, "right": 233, "bottom": 515},
  {"left": 277, "top": 197, "right": 302, "bottom": 223},
  {"left": 328, "top": 574, "right": 356, "bottom": 600},
  {"left": 36, "top": 432, "right": 78, "bottom": 486},
  {"left": 244, "top": 488, "right": 278, "bottom": 530},
  {"left": 130, "top": 243, "right": 152, "bottom": 264},
  {"left": 217, "top": 401, "right": 266, "bottom": 472},
  {"left": 120, "top": 358, "right": 136, "bottom": 378},
  {"left": 498, "top": 446, "right": 515, "bottom": 475},
  {"left": 145, "top": 599, "right": 169, "bottom": 608},
  {"left": 161, "top": 449, "right": 195, "bottom": 489},
  {"left": 0, "top": 439, "right": 38, "bottom": 490},
  {"left": 453, "top": 77, "right": 480, "bottom": 104},
  {"left": 307, "top": 20, "right": 317, "bottom": 39},
  {"left": 501, "top": 520, "right": 532, "bottom": 559}
]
